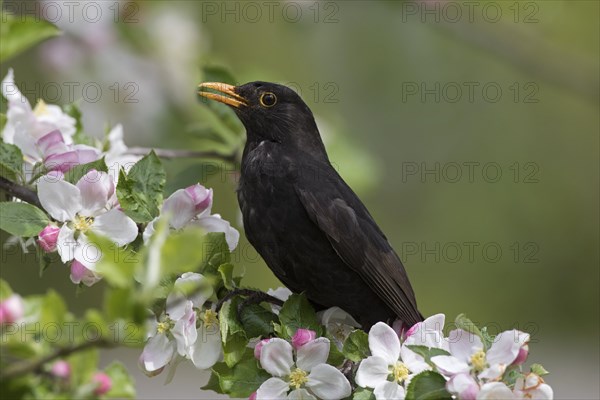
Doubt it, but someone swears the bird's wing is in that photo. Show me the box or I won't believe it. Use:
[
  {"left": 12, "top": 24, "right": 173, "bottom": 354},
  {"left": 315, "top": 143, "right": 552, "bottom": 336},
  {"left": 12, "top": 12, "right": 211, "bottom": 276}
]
[{"left": 295, "top": 181, "right": 422, "bottom": 325}]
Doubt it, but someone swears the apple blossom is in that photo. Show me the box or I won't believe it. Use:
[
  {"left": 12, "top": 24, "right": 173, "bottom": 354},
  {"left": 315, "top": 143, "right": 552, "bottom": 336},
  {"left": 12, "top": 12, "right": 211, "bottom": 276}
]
[
  {"left": 446, "top": 373, "right": 479, "bottom": 400},
  {"left": 104, "top": 124, "right": 142, "bottom": 182},
  {"left": 70, "top": 260, "right": 102, "bottom": 287},
  {"left": 254, "top": 338, "right": 271, "bottom": 360},
  {"left": 0, "top": 294, "right": 24, "bottom": 324},
  {"left": 37, "top": 224, "right": 60, "bottom": 252},
  {"left": 317, "top": 306, "right": 360, "bottom": 349},
  {"left": 292, "top": 329, "right": 317, "bottom": 350},
  {"left": 92, "top": 372, "right": 112, "bottom": 395},
  {"left": 355, "top": 322, "right": 430, "bottom": 398},
  {"left": 513, "top": 373, "right": 553, "bottom": 399},
  {"left": 403, "top": 313, "right": 448, "bottom": 351},
  {"left": 143, "top": 183, "right": 239, "bottom": 251},
  {"left": 50, "top": 360, "right": 71, "bottom": 379},
  {"left": 36, "top": 130, "right": 100, "bottom": 173},
  {"left": 477, "top": 382, "right": 515, "bottom": 399},
  {"left": 1, "top": 69, "right": 76, "bottom": 163},
  {"left": 256, "top": 337, "right": 351, "bottom": 400},
  {"left": 37, "top": 170, "right": 138, "bottom": 273}
]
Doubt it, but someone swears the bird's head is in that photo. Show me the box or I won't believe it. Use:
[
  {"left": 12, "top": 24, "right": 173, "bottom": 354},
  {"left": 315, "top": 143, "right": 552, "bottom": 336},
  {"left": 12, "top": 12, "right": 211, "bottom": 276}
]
[{"left": 198, "top": 81, "right": 327, "bottom": 156}]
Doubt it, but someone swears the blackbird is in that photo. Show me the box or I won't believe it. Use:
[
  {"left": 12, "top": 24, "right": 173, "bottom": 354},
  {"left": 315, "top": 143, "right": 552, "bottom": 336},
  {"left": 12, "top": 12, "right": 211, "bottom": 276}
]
[{"left": 198, "top": 81, "right": 423, "bottom": 329}]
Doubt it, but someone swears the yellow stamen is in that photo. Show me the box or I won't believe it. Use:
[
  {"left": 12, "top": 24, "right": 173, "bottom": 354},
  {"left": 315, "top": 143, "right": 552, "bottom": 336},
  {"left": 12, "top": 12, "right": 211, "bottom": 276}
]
[
  {"left": 392, "top": 362, "right": 410, "bottom": 383},
  {"left": 33, "top": 99, "right": 49, "bottom": 116},
  {"left": 289, "top": 368, "right": 308, "bottom": 389},
  {"left": 156, "top": 321, "right": 171, "bottom": 334},
  {"left": 202, "top": 309, "right": 218, "bottom": 327},
  {"left": 470, "top": 350, "right": 487, "bottom": 372},
  {"left": 73, "top": 215, "right": 94, "bottom": 232}
]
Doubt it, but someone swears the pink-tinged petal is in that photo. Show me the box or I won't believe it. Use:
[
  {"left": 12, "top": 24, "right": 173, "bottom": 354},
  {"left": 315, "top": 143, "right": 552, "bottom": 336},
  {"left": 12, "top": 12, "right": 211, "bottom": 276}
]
[
  {"left": 296, "top": 337, "right": 329, "bottom": 372},
  {"left": 478, "top": 363, "right": 505, "bottom": 381},
  {"left": 50, "top": 360, "right": 71, "bottom": 379},
  {"left": 513, "top": 345, "right": 529, "bottom": 366},
  {"left": 56, "top": 225, "right": 77, "bottom": 263},
  {"left": 70, "top": 260, "right": 101, "bottom": 287},
  {"left": 355, "top": 356, "right": 390, "bottom": 389},
  {"left": 292, "top": 329, "right": 317, "bottom": 350},
  {"left": 0, "top": 294, "right": 24, "bottom": 324},
  {"left": 249, "top": 392, "right": 257, "bottom": 400},
  {"left": 256, "top": 378, "right": 289, "bottom": 400},
  {"left": 167, "top": 272, "right": 212, "bottom": 316},
  {"left": 431, "top": 355, "right": 469, "bottom": 377},
  {"left": 92, "top": 372, "right": 112, "bottom": 395},
  {"left": 162, "top": 188, "right": 197, "bottom": 230},
  {"left": 189, "top": 323, "right": 222, "bottom": 370},
  {"left": 306, "top": 363, "right": 351, "bottom": 400},
  {"left": 373, "top": 381, "right": 405, "bottom": 400},
  {"left": 185, "top": 184, "right": 213, "bottom": 215},
  {"left": 37, "top": 177, "right": 82, "bottom": 221},
  {"left": 76, "top": 170, "right": 114, "bottom": 216},
  {"left": 369, "top": 322, "right": 401, "bottom": 365},
  {"left": 260, "top": 338, "right": 294, "bottom": 377},
  {"left": 36, "top": 129, "right": 66, "bottom": 156},
  {"left": 477, "top": 382, "right": 515, "bottom": 399},
  {"left": 447, "top": 373, "right": 479, "bottom": 400},
  {"left": 486, "top": 330, "right": 522, "bottom": 367},
  {"left": 37, "top": 224, "right": 60, "bottom": 252},
  {"left": 254, "top": 339, "right": 271, "bottom": 360},
  {"left": 92, "top": 209, "right": 138, "bottom": 246},
  {"left": 44, "top": 151, "right": 78, "bottom": 173},
  {"left": 171, "top": 302, "right": 197, "bottom": 356},
  {"left": 140, "top": 333, "right": 176, "bottom": 373},
  {"left": 73, "top": 233, "right": 102, "bottom": 270},
  {"left": 400, "top": 345, "right": 430, "bottom": 374},
  {"left": 191, "top": 214, "right": 240, "bottom": 251},
  {"left": 287, "top": 388, "right": 316, "bottom": 400},
  {"left": 448, "top": 329, "right": 483, "bottom": 363}
]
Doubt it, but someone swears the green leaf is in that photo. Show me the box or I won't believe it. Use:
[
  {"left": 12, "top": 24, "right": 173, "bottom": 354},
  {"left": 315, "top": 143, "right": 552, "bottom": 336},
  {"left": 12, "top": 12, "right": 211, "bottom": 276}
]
[
  {"left": 104, "top": 287, "right": 147, "bottom": 326},
  {"left": 0, "top": 113, "right": 7, "bottom": 133},
  {"left": 0, "top": 202, "right": 49, "bottom": 237},
  {"left": 103, "top": 361, "right": 136, "bottom": 398},
  {"left": 201, "top": 232, "right": 231, "bottom": 274},
  {"left": 0, "top": 279, "right": 13, "bottom": 300},
  {"left": 343, "top": 329, "right": 370, "bottom": 362},
  {"left": 89, "top": 232, "right": 139, "bottom": 288},
  {"left": 0, "top": 14, "right": 61, "bottom": 63},
  {"left": 405, "top": 371, "right": 452, "bottom": 400},
  {"left": 455, "top": 314, "right": 486, "bottom": 348},
  {"left": 0, "top": 140, "right": 23, "bottom": 181},
  {"left": 39, "top": 290, "right": 68, "bottom": 329},
  {"left": 210, "top": 350, "right": 271, "bottom": 397},
  {"left": 201, "top": 371, "right": 225, "bottom": 394},
  {"left": 218, "top": 263, "right": 235, "bottom": 290},
  {"left": 116, "top": 151, "right": 165, "bottom": 223},
  {"left": 160, "top": 227, "right": 208, "bottom": 276},
  {"left": 63, "top": 157, "right": 108, "bottom": 185},
  {"left": 219, "top": 297, "right": 248, "bottom": 367},
  {"left": 62, "top": 103, "right": 93, "bottom": 146},
  {"left": 68, "top": 347, "right": 99, "bottom": 387},
  {"left": 277, "top": 293, "right": 322, "bottom": 339},
  {"left": 240, "top": 304, "right": 278, "bottom": 338},
  {"left": 353, "top": 387, "right": 376, "bottom": 400},
  {"left": 406, "top": 345, "right": 451, "bottom": 365},
  {"left": 326, "top": 333, "right": 346, "bottom": 366},
  {"left": 530, "top": 363, "right": 549, "bottom": 376}
]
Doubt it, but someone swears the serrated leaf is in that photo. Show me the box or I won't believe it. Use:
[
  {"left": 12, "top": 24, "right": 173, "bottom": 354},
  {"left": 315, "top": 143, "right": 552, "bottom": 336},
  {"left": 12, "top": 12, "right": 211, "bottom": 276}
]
[
  {"left": 219, "top": 297, "right": 248, "bottom": 367},
  {"left": 63, "top": 157, "right": 108, "bottom": 184},
  {"left": 116, "top": 151, "right": 165, "bottom": 223},
  {"left": 0, "top": 140, "right": 23, "bottom": 181},
  {"left": 201, "top": 232, "right": 231, "bottom": 274},
  {"left": 353, "top": 387, "right": 376, "bottom": 400},
  {"left": 210, "top": 350, "right": 270, "bottom": 397},
  {"left": 0, "top": 202, "right": 48, "bottom": 237},
  {"left": 530, "top": 363, "right": 549, "bottom": 376},
  {"left": 218, "top": 263, "right": 235, "bottom": 290},
  {"left": 277, "top": 293, "right": 321, "bottom": 339},
  {"left": 406, "top": 370, "right": 452, "bottom": 400},
  {"left": 343, "top": 329, "right": 370, "bottom": 362},
  {"left": 201, "top": 371, "right": 225, "bottom": 394},
  {"left": 0, "top": 14, "right": 61, "bottom": 63},
  {"left": 240, "top": 304, "right": 277, "bottom": 338}
]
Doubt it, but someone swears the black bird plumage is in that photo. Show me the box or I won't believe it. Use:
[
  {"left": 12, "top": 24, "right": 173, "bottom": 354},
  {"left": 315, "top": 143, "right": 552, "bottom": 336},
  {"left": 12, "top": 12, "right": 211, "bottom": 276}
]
[{"left": 199, "top": 81, "right": 423, "bottom": 329}]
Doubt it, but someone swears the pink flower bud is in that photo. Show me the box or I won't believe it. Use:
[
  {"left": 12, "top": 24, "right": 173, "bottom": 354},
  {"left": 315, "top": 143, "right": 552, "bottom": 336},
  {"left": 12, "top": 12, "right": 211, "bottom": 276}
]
[
  {"left": 50, "top": 360, "right": 71, "bottom": 379},
  {"left": 292, "top": 329, "right": 317, "bottom": 349},
  {"left": 70, "top": 261, "right": 101, "bottom": 287},
  {"left": 254, "top": 338, "right": 271, "bottom": 360},
  {"left": 513, "top": 344, "right": 529, "bottom": 365},
  {"left": 0, "top": 294, "right": 24, "bottom": 324},
  {"left": 37, "top": 130, "right": 66, "bottom": 156},
  {"left": 38, "top": 224, "right": 60, "bottom": 252},
  {"left": 92, "top": 372, "right": 112, "bottom": 395},
  {"left": 185, "top": 184, "right": 213, "bottom": 214},
  {"left": 248, "top": 392, "right": 257, "bottom": 400}
]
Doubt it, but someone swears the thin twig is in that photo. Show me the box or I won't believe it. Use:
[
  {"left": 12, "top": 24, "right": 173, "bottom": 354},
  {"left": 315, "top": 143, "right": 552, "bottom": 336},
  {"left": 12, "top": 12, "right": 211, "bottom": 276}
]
[
  {"left": 126, "top": 147, "right": 238, "bottom": 163},
  {"left": 0, "top": 177, "right": 42, "bottom": 208},
  {"left": 0, "top": 339, "right": 114, "bottom": 381},
  {"left": 214, "top": 288, "right": 284, "bottom": 313}
]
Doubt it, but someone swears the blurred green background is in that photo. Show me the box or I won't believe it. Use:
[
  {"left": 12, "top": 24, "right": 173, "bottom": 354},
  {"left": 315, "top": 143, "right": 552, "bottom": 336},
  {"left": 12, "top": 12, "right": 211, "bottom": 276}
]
[{"left": 1, "top": 0, "right": 598, "bottom": 398}]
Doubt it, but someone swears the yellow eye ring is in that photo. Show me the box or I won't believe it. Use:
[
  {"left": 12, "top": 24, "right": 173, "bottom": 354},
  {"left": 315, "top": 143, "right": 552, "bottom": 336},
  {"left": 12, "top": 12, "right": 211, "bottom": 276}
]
[{"left": 260, "top": 92, "right": 277, "bottom": 107}]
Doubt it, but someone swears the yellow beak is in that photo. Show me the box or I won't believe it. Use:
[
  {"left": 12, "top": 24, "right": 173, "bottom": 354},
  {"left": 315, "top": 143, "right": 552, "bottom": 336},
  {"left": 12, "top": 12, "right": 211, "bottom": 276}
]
[{"left": 197, "top": 82, "right": 247, "bottom": 108}]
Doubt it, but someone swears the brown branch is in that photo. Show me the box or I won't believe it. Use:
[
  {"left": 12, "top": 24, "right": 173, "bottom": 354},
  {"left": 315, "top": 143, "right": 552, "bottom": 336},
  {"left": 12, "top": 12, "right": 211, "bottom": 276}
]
[
  {"left": 0, "top": 339, "right": 115, "bottom": 381},
  {"left": 126, "top": 147, "right": 238, "bottom": 163},
  {"left": 0, "top": 177, "right": 42, "bottom": 209}
]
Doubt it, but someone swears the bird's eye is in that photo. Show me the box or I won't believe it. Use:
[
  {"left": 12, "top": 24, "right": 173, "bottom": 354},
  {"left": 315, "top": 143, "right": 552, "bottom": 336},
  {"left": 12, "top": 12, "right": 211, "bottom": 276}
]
[{"left": 259, "top": 92, "right": 277, "bottom": 107}]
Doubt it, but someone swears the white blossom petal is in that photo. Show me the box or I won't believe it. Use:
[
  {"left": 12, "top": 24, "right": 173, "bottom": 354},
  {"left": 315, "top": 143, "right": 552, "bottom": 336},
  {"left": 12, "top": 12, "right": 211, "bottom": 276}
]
[
  {"left": 400, "top": 344, "right": 430, "bottom": 374},
  {"left": 260, "top": 338, "right": 294, "bottom": 377},
  {"left": 140, "top": 334, "right": 176, "bottom": 372},
  {"left": 37, "top": 177, "right": 82, "bottom": 221},
  {"left": 448, "top": 329, "right": 484, "bottom": 363},
  {"left": 167, "top": 272, "right": 212, "bottom": 318},
  {"left": 431, "top": 355, "right": 469, "bottom": 377},
  {"left": 355, "top": 356, "right": 390, "bottom": 389},
  {"left": 171, "top": 302, "right": 197, "bottom": 356},
  {"left": 56, "top": 225, "right": 77, "bottom": 263},
  {"left": 73, "top": 233, "right": 102, "bottom": 270},
  {"left": 306, "top": 363, "right": 351, "bottom": 400},
  {"left": 191, "top": 214, "right": 240, "bottom": 251},
  {"left": 373, "top": 381, "right": 406, "bottom": 400},
  {"left": 288, "top": 388, "right": 316, "bottom": 400},
  {"left": 162, "top": 188, "right": 198, "bottom": 230},
  {"left": 296, "top": 338, "right": 330, "bottom": 372},
  {"left": 447, "top": 373, "right": 479, "bottom": 400},
  {"left": 76, "top": 171, "right": 114, "bottom": 216},
  {"left": 256, "top": 377, "right": 290, "bottom": 400},
  {"left": 477, "top": 382, "right": 515, "bottom": 399},
  {"left": 486, "top": 330, "right": 522, "bottom": 366},
  {"left": 369, "top": 322, "right": 401, "bottom": 365},
  {"left": 92, "top": 209, "right": 138, "bottom": 246},
  {"left": 188, "top": 322, "right": 222, "bottom": 370}
]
